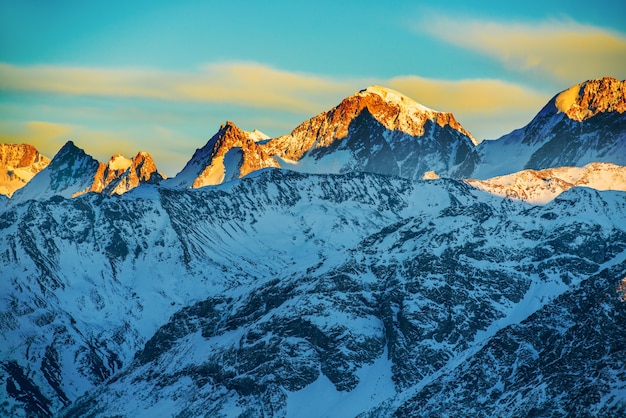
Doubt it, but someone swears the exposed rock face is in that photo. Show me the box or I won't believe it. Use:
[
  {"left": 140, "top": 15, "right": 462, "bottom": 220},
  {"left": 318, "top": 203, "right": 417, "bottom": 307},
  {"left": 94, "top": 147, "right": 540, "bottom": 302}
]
[
  {"left": 91, "top": 152, "right": 164, "bottom": 195},
  {"left": 475, "top": 77, "right": 626, "bottom": 179},
  {"left": 263, "top": 86, "right": 476, "bottom": 162},
  {"left": 164, "top": 87, "right": 479, "bottom": 188},
  {"left": 167, "top": 122, "right": 278, "bottom": 188},
  {"left": 556, "top": 76, "right": 626, "bottom": 121},
  {"left": 0, "top": 144, "right": 50, "bottom": 197}
]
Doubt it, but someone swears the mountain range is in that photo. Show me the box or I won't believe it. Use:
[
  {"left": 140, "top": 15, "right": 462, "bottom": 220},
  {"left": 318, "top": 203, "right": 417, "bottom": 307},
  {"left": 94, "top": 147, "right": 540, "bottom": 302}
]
[{"left": 1, "top": 77, "right": 625, "bottom": 417}]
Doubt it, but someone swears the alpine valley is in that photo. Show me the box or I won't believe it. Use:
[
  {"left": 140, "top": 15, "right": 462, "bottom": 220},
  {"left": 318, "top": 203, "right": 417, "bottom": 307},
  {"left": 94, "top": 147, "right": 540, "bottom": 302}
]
[{"left": 1, "top": 77, "right": 626, "bottom": 417}]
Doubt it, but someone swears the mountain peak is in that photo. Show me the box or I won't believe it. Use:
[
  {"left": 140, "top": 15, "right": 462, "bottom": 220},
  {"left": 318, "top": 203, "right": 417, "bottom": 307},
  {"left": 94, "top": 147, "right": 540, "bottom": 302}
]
[
  {"left": 357, "top": 85, "right": 435, "bottom": 113},
  {"left": 353, "top": 85, "right": 476, "bottom": 144},
  {"left": 219, "top": 120, "right": 239, "bottom": 132},
  {"left": 264, "top": 85, "right": 476, "bottom": 165},
  {"left": 247, "top": 129, "right": 270, "bottom": 143},
  {"left": 90, "top": 151, "right": 163, "bottom": 195},
  {"left": 554, "top": 76, "right": 626, "bottom": 121},
  {"left": 169, "top": 122, "right": 278, "bottom": 188},
  {"left": 49, "top": 140, "right": 96, "bottom": 170}
]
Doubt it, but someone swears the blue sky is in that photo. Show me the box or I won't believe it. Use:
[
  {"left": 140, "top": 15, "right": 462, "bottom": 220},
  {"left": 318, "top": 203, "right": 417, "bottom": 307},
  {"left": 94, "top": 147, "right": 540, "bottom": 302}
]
[{"left": 1, "top": 0, "right": 625, "bottom": 175}]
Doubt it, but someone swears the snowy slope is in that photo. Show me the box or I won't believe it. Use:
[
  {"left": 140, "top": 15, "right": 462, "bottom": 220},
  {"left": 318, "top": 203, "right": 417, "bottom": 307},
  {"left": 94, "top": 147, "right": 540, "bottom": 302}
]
[
  {"left": 60, "top": 179, "right": 626, "bottom": 417},
  {"left": 10, "top": 141, "right": 100, "bottom": 203}
]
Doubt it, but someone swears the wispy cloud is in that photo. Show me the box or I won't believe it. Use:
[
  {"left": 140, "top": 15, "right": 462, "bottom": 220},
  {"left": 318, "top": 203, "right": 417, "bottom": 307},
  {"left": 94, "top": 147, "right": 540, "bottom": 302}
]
[
  {"left": 0, "top": 62, "right": 354, "bottom": 114},
  {"left": 415, "top": 14, "right": 626, "bottom": 83}
]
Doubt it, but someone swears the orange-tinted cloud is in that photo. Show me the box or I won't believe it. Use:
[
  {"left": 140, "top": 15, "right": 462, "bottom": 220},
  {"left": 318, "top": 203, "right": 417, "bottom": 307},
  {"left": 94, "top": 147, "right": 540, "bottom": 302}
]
[{"left": 0, "top": 62, "right": 354, "bottom": 114}]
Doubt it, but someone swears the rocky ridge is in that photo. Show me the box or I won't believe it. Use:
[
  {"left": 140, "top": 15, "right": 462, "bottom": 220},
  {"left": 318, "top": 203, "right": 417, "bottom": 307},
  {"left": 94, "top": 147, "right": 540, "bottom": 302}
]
[
  {"left": 259, "top": 86, "right": 479, "bottom": 179},
  {"left": 90, "top": 152, "right": 164, "bottom": 195},
  {"left": 4, "top": 78, "right": 625, "bottom": 197},
  {"left": 262, "top": 85, "right": 476, "bottom": 162},
  {"left": 164, "top": 86, "right": 480, "bottom": 188},
  {"left": 555, "top": 76, "right": 626, "bottom": 121}
]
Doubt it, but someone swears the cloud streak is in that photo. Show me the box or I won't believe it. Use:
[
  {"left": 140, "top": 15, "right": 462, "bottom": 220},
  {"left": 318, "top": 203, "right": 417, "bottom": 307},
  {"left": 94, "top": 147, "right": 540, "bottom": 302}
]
[
  {"left": 415, "top": 15, "right": 626, "bottom": 83},
  {"left": 0, "top": 62, "right": 354, "bottom": 114}
]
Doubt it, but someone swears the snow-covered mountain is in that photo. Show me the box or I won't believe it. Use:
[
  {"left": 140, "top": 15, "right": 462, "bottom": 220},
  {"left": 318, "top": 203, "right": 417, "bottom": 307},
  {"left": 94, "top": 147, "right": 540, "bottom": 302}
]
[
  {"left": 1, "top": 170, "right": 625, "bottom": 417},
  {"left": 9, "top": 141, "right": 164, "bottom": 205},
  {"left": 474, "top": 77, "right": 626, "bottom": 179},
  {"left": 466, "top": 162, "right": 626, "bottom": 204},
  {"left": 0, "top": 144, "right": 50, "bottom": 197},
  {"left": 166, "top": 122, "right": 276, "bottom": 188},
  {"left": 165, "top": 86, "right": 479, "bottom": 188},
  {"left": 261, "top": 86, "right": 479, "bottom": 180},
  {"left": 10, "top": 141, "right": 101, "bottom": 203}
]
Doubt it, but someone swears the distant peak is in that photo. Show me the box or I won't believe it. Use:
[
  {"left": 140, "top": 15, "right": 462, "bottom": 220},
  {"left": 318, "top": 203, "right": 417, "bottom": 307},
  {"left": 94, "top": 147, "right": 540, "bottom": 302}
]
[
  {"left": 554, "top": 76, "right": 626, "bottom": 121},
  {"left": 351, "top": 85, "right": 475, "bottom": 143}
]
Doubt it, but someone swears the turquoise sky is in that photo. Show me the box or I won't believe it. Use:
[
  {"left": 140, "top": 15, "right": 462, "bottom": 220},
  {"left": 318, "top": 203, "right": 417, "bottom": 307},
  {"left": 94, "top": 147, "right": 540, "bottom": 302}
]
[{"left": 1, "top": 0, "right": 625, "bottom": 175}]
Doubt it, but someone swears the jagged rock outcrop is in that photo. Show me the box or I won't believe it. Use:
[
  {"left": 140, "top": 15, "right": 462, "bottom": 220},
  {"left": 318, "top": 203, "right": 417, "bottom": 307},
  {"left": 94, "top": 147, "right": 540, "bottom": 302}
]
[
  {"left": 91, "top": 152, "right": 164, "bottom": 195},
  {"left": 0, "top": 144, "right": 50, "bottom": 197},
  {"left": 556, "top": 76, "right": 626, "bottom": 121}
]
